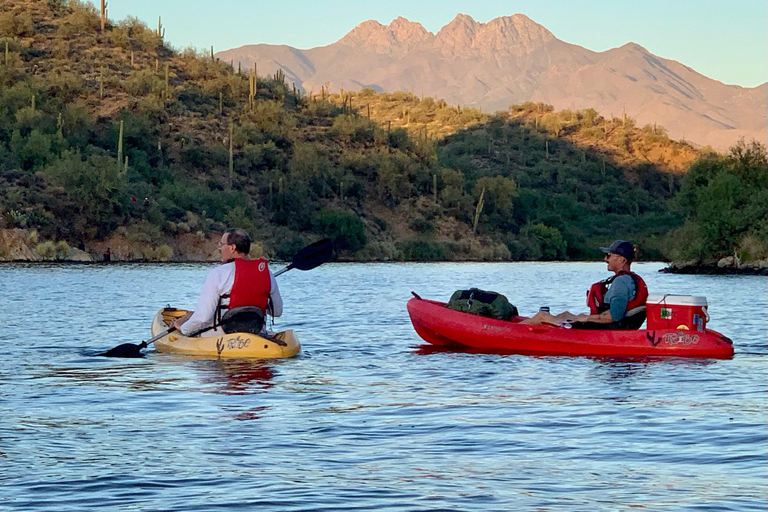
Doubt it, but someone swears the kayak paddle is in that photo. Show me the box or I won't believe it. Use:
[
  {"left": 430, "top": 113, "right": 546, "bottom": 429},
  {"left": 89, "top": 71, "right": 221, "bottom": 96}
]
[
  {"left": 100, "top": 326, "right": 176, "bottom": 358},
  {"left": 273, "top": 237, "right": 334, "bottom": 276},
  {"left": 100, "top": 238, "right": 333, "bottom": 358}
]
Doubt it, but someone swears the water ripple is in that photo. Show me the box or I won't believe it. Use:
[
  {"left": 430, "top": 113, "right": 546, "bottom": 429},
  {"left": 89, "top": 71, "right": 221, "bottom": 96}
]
[{"left": 0, "top": 262, "right": 765, "bottom": 511}]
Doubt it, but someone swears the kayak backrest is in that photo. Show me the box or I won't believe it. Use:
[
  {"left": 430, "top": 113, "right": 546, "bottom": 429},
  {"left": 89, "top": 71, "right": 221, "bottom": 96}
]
[
  {"left": 220, "top": 306, "right": 266, "bottom": 334},
  {"left": 618, "top": 306, "right": 647, "bottom": 330}
]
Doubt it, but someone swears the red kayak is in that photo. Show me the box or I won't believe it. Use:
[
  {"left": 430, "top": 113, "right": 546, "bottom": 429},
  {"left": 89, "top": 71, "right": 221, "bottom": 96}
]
[{"left": 407, "top": 297, "right": 734, "bottom": 359}]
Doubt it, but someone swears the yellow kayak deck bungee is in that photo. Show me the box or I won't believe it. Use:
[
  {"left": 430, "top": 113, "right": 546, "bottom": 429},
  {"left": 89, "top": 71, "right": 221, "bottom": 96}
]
[{"left": 151, "top": 308, "right": 301, "bottom": 358}]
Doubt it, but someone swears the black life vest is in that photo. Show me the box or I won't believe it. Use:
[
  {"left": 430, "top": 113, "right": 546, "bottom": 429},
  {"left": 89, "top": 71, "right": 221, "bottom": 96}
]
[{"left": 587, "top": 271, "right": 648, "bottom": 315}]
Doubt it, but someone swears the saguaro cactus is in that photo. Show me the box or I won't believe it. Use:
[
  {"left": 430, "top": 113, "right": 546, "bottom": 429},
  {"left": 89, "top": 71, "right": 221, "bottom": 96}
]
[
  {"left": 249, "top": 72, "right": 256, "bottom": 109},
  {"left": 157, "top": 16, "right": 165, "bottom": 39},
  {"left": 117, "top": 119, "right": 124, "bottom": 169},
  {"left": 229, "top": 122, "right": 234, "bottom": 189},
  {"left": 164, "top": 62, "right": 169, "bottom": 100},
  {"left": 100, "top": 0, "right": 107, "bottom": 32},
  {"left": 472, "top": 187, "right": 485, "bottom": 234}
]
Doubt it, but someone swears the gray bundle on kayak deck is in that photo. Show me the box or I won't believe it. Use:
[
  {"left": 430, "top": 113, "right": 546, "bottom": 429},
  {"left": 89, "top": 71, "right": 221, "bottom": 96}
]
[{"left": 447, "top": 288, "right": 518, "bottom": 321}]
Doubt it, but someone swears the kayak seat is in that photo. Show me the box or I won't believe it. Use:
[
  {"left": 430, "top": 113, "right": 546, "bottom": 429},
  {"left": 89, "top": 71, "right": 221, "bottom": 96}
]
[
  {"left": 618, "top": 306, "right": 646, "bottom": 330},
  {"left": 219, "top": 306, "right": 266, "bottom": 334},
  {"left": 572, "top": 306, "right": 647, "bottom": 331}
]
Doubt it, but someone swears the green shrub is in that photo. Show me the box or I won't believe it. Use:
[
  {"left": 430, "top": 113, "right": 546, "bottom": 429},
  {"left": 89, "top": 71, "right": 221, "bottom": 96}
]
[
  {"left": 519, "top": 223, "right": 567, "bottom": 260},
  {"left": 54, "top": 240, "right": 70, "bottom": 259},
  {"left": 313, "top": 207, "right": 367, "bottom": 253},
  {"left": 124, "top": 69, "right": 164, "bottom": 97},
  {"left": 59, "top": 4, "right": 98, "bottom": 37},
  {"left": 35, "top": 241, "right": 57, "bottom": 260},
  {"left": 738, "top": 233, "right": 768, "bottom": 261},
  {"left": 410, "top": 217, "right": 434, "bottom": 233},
  {"left": 388, "top": 128, "right": 412, "bottom": 151},
  {"left": 330, "top": 115, "right": 376, "bottom": 144},
  {"left": 273, "top": 234, "right": 309, "bottom": 261},
  {"left": 144, "top": 244, "right": 173, "bottom": 262},
  {"left": 0, "top": 10, "right": 35, "bottom": 37},
  {"left": 224, "top": 205, "right": 256, "bottom": 237},
  {"left": 397, "top": 238, "right": 446, "bottom": 261},
  {"left": 356, "top": 241, "right": 400, "bottom": 260}
]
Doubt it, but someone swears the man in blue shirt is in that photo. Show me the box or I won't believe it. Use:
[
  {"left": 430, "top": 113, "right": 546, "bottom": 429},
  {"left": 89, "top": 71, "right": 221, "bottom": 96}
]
[{"left": 522, "top": 240, "right": 645, "bottom": 329}]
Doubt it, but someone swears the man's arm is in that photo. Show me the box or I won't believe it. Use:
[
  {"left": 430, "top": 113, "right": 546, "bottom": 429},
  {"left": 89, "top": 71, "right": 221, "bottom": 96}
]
[
  {"left": 573, "top": 310, "right": 614, "bottom": 324},
  {"left": 574, "top": 275, "right": 634, "bottom": 323},
  {"left": 176, "top": 268, "right": 224, "bottom": 335},
  {"left": 269, "top": 271, "right": 283, "bottom": 317}
]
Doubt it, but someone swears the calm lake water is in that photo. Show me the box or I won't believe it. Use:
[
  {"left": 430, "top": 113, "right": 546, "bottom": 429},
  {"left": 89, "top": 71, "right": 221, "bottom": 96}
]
[{"left": 1, "top": 261, "right": 766, "bottom": 511}]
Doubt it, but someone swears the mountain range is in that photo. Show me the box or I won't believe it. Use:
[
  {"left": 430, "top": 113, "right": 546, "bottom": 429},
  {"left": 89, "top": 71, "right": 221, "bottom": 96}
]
[{"left": 217, "top": 14, "right": 766, "bottom": 151}]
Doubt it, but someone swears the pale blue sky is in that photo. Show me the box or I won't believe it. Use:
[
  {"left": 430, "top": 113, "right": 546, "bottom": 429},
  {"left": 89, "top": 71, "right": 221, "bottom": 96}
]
[{"left": 95, "top": 0, "right": 766, "bottom": 88}]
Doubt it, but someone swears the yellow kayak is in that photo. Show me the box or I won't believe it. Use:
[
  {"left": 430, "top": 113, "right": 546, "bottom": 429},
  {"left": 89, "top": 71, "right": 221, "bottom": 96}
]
[{"left": 151, "top": 308, "right": 301, "bottom": 359}]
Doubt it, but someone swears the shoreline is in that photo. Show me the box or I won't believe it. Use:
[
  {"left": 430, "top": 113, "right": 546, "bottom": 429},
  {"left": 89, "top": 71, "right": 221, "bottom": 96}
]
[
  {"left": 659, "top": 262, "right": 768, "bottom": 276},
  {"left": 3, "top": 259, "right": 767, "bottom": 275},
  {"left": 3, "top": 229, "right": 766, "bottom": 273}
]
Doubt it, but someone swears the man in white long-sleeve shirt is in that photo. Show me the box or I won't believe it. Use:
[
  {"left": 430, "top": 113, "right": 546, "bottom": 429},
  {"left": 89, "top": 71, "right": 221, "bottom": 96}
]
[{"left": 173, "top": 228, "right": 282, "bottom": 336}]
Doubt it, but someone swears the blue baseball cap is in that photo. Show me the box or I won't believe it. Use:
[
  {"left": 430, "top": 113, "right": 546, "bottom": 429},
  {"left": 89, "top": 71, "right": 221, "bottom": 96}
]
[{"left": 600, "top": 240, "right": 634, "bottom": 261}]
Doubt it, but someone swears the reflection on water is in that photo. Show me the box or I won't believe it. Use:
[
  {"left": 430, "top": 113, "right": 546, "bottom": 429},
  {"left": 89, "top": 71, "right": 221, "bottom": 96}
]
[
  {"left": 198, "top": 360, "right": 276, "bottom": 395},
  {"left": 0, "top": 262, "right": 765, "bottom": 511}
]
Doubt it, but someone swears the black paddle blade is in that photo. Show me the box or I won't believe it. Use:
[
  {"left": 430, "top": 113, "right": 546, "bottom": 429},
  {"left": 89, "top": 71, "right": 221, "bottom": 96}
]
[
  {"left": 291, "top": 238, "right": 333, "bottom": 271},
  {"left": 100, "top": 341, "right": 148, "bottom": 358}
]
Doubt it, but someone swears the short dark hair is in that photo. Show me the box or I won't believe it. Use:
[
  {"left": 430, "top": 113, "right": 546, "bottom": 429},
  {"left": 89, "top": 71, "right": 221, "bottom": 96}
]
[{"left": 224, "top": 228, "right": 251, "bottom": 255}]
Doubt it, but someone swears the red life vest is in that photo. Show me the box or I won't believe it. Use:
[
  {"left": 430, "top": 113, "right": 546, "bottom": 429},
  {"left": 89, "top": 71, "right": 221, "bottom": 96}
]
[
  {"left": 586, "top": 271, "right": 648, "bottom": 315},
  {"left": 227, "top": 258, "right": 271, "bottom": 313}
]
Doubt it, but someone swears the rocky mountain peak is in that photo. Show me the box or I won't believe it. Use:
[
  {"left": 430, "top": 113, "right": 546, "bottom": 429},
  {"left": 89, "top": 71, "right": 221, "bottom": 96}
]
[
  {"left": 339, "top": 20, "right": 386, "bottom": 43},
  {"left": 388, "top": 16, "right": 431, "bottom": 42},
  {"left": 436, "top": 13, "right": 555, "bottom": 55},
  {"left": 339, "top": 13, "right": 555, "bottom": 55},
  {"left": 339, "top": 17, "right": 430, "bottom": 52},
  {"left": 435, "top": 13, "right": 478, "bottom": 50}
]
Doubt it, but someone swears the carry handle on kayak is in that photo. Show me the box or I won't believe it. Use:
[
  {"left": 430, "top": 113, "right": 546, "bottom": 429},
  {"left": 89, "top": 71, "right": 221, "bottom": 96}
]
[{"left": 100, "top": 238, "right": 333, "bottom": 358}]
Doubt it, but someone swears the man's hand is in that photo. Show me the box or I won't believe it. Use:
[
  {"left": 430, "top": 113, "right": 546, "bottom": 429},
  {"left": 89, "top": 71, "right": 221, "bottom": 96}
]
[{"left": 172, "top": 311, "right": 193, "bottom": 330}]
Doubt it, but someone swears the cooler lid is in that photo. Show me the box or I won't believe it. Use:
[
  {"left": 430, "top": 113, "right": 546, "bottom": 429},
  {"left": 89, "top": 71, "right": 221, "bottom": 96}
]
[{"left": 647, "top": 293, "right": 708, "bottom": 306}]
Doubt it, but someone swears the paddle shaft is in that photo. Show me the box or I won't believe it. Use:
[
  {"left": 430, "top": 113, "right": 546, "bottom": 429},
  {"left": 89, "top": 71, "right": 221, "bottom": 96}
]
[
  {"left": 142, "top": 326, "right": 176, "bottom": 348},
  {"left": 273, "top": 266, "right": 290, "bottom": 277}
]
